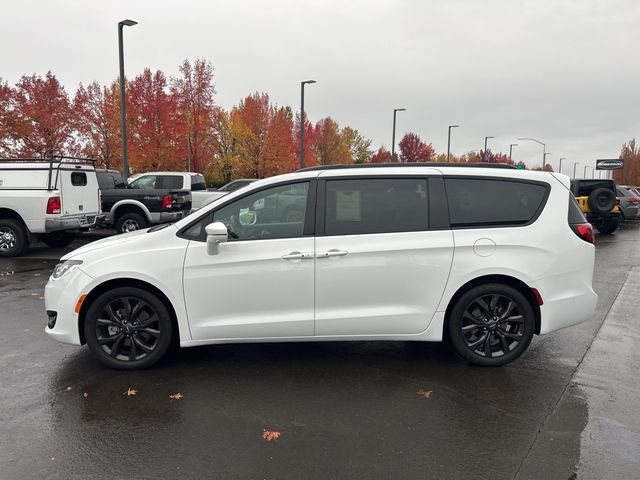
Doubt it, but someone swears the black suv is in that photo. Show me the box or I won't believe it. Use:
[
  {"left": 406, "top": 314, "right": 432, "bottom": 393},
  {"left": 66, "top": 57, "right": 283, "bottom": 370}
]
[{"left": 570, "top": 179, "right": 620, "bottom": 234}]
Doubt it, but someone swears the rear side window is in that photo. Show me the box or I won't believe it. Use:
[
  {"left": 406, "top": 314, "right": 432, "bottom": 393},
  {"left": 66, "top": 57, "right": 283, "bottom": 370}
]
[
  {"left": 191, "top": 175, "right": 207, "bottom": 191},
  {"left": 445, "top": 178, "right": 548, "bottom": 227},
  {"left": 568, "top": 194, "right": 587, "bottom": 224},
  {"left": 158, "top": 175, "right": 184, "bottom": 189},
  {"left": 71, "top": 172, "right": 87, "bottom": 186},
  {"left": 324, "top": 178, "right": 428, "bottom": 236}
]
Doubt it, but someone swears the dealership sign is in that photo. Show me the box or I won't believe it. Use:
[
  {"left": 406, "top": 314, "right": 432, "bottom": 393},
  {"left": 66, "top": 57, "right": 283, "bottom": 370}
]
[{"left": 596, "top": 159, "right": 624, "bottom": 170}]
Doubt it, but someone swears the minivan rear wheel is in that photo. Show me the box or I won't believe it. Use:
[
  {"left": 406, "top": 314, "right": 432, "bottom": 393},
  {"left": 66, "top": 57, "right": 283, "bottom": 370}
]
[
  {"left": 84, "top": 287, "right": 173, "bottom": 369},
  {"left": 448, "top": 283, "right": 535, "bottom": 367}
]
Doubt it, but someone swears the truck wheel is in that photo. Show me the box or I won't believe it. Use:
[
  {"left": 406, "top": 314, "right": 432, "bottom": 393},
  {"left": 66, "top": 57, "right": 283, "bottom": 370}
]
[
  {"left": 0, "top": 219, "right": 28, "bottom": 257},
  {"left": 115, "top": 213, "right": 148, "bottom": 234},
  {"left": 42, "top": 231, "right": 75, "bottom": 248}
]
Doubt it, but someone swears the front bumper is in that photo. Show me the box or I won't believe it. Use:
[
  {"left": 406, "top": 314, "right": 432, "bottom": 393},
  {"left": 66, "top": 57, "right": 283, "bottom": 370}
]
[
  {"left": 45, "top": 214, "right": 105, "bottom": 232},
  {"left": 44, "top": 267, "right": 94, "bottom": 345}
]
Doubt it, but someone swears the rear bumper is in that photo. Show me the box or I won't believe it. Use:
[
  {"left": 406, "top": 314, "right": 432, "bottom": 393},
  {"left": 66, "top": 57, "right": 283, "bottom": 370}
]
[
  {"left": 532, "top": 275, "right": 598, "bottom": 334},
  {"left": 151, "top": 211, "right": 189, "bottom": 224},
  {"left": 45, "top": 214, "right": 104, "bottom": 232}
]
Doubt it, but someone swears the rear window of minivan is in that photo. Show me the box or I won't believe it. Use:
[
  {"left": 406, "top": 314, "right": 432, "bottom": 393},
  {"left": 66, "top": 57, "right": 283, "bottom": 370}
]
[{"left": 445, "top": 178, "right": 548, "bottom": 227}]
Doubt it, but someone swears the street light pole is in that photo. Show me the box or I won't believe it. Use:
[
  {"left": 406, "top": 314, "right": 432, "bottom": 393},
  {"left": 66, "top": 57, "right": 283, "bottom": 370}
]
[
  {"left": 447, "top": 125, "right": 459, "bottom": 162},
  {"left": 558, "top": 157, "right": 566, "bottom": 175},
  {"left": 392, "top": 108, "right": 406, "bottom": 161},
  {"left": 518, "top": 137, "right": 546, "bottom": 169},
  {"left": 299, "top": 80, "right": 316, "bottom": 169},
  {"left": 118, "top": 19, "right": 137, "bottom": 182},
  {"left": 573, "top": 162, "right": 579, "bottom": 178},
  {"left": 509, "top": 143, "right": 518, "bottom": 161},
  {"left": 484, "top": 136, "right": 494, "bottom": 152},
  {"left": 584, "top": 165, "right": 589, "bottom": 177}
]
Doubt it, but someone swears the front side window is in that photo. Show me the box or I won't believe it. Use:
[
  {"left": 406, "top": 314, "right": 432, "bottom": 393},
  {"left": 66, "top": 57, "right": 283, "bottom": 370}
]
[
  {"left": 445, "top": 178, "right": 548, "bottom": 227},
  {"left": 324, "top": 178, "right": 428, "bottom": 236},
  {"left": 130, "top": 175, "right": 157, "bottom": 189},
  {"left": 183, "top": 182, "right": 310, "bottom": 242}
]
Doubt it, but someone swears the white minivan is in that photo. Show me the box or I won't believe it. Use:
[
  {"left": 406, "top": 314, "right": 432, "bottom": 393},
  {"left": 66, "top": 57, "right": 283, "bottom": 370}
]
[{"left": 45, "top": 164, "right": 597, "bottom": 369}]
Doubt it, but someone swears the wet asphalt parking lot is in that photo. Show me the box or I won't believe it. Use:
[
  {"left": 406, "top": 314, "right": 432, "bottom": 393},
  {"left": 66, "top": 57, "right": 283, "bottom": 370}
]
[{"left": 1, "top": 226, "right": 639, "bottom": 480}]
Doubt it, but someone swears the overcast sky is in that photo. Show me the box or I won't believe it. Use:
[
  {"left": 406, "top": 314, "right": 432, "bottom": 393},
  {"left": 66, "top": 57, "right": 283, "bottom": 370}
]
[{"left": 2, "top": 0, "right": 639, "bottom": 174}]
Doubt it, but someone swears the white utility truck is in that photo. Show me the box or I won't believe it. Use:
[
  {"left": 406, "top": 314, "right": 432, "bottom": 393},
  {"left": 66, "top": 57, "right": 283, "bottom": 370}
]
[{"left": 0, "top": 156, "right": 102, "bottom": 257}]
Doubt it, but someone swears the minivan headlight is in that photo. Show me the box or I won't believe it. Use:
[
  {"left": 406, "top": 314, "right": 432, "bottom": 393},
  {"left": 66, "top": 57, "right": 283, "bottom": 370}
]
[{"left": 51, "top": 260, "right": 83, "bottom": 280}]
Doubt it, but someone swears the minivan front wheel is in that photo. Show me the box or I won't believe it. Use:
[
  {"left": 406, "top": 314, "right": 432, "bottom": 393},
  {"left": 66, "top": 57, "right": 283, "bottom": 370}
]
[
  {"left": 448, "top": 283, "right": 535, "bottom": 367},
  {"left": 84, "top": 287, "right": 173, "bottom": 369}
]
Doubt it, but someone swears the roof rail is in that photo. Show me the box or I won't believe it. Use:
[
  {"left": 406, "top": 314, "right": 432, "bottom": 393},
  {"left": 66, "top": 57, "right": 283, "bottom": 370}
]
[
  {"left": 298, "top": 162, "right": 518, "bottom": 172},
  {"left": 0, "top": 155, "right": 96, "bottom": 164}
]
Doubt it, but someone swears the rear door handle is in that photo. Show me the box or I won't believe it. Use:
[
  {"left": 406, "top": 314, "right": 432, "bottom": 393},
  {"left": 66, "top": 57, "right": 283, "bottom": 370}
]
[
  {"left": 318, "top": 249, "right": 348, "bottom": 258},
  {"left": 282, "top": 251, "right": 314, "bottom": 260}
]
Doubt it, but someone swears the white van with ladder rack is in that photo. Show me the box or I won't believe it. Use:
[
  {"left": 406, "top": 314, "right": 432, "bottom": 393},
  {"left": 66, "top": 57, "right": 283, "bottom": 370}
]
[{"left": 0, "top": 156, "right": 103, "bottom": 257}]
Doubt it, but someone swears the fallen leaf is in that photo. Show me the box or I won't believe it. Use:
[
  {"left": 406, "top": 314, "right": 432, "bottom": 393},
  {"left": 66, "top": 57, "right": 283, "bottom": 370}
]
[
  {"left": 83, "top": 392, "right": 89, "bottom": 398},
  {"left": 416, "top": 389, "right": 432, "bottom": 399},
  {"left": 124, "top": 388, "right": 138, "bottom": 397},
  {"left": 65, "top": 386, "right": 72, "bottom": 391},
  {"left": 169, "top": 392, "right": 184, "bottom": 400},
  {"left": 262, "top": 430, "right": 281, "bottom": 442}
]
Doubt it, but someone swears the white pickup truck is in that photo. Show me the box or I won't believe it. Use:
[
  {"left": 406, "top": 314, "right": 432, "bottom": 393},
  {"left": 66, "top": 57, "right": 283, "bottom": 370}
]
[
  {"left": 0, "top": 157, "right": 102, "bottom": 257},
  {"left": 128, "top": 172, "right": 225, "bottom": 210}
]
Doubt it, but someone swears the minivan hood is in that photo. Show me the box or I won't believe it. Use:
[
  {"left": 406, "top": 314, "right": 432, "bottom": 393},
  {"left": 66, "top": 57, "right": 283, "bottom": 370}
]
[{"left": 61, "top": 228, "right": 156, "bottom": 261}]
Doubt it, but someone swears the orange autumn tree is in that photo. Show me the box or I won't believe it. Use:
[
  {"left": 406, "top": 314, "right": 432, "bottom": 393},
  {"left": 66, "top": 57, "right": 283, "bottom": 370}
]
[
  {"left": 398, "top": 132, "right": 435, "bottom": 162},
  {"left": 613, "top": 139, "right": 640, "bottom": 185},
  {"left": 9, "top": 72, "right": 77, "bottom": 157},
  {"left": 74, "top": 81, "right": 121, "bottom": 169},
  {"left": 312, "top": 117, "right": 352, "bottom": 165},
  {"left": 127, "top": 68, "right": 181, "bottom": 172},
  {"left": 171, "top": 58, "right": 217, "bottom": 173},
  {"left": 0, "top": 79, "right": 13, "bottom": 155},
  {"left": 261, "top": 106, "right": 298, "bottom": 176}
]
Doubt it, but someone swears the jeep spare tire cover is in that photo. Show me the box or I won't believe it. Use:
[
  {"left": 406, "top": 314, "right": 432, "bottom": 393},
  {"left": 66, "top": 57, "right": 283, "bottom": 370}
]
[{"left": 587, "top": 187, "right": 616, "bottom": 214}]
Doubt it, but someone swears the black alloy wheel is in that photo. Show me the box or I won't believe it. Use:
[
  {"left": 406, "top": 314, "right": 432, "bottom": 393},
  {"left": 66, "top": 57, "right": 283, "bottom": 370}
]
[
  {"left": 448, "top": 283, "right": 535, "bottom": 366},
  {"left": 85, "top": 287, "right": 173, "bottom": 369}
]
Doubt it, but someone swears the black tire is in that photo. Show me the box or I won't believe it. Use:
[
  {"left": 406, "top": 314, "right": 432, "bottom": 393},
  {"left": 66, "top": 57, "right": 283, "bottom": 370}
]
[
  {"left": 0, "top": 218, "right": 28, "bottom": 257},
  {"left": 595, "top": 217, "right": 619, "bottom": 234},
  {"left": 587, "top": 188, "right": 616, "bottom": 214},
  {"left": 448, "top": 283, "right": 535, "bottom": 367},
  {"left": 41, "top": 231, "right": 75, "bottom": 248},
  {"left": 115, "top": 212, "right": 148, "bottom": 234},
  {"left": 84, "top": 287, "right": 173, "bottom": 369}
]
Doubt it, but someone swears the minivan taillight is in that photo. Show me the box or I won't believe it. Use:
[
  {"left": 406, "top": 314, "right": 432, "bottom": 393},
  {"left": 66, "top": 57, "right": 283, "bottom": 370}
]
[
  {"left": 628, "top": 197, "right": 640, "bottom": 203},
  {"left": 47, "top": 196, "right": 61, "bottom": 214},
  {"left": 571, "top": 223, "right": 594, "bottom": 244},
  {"left": 162, "top": 195, "right": 172, "bottom": 209}
]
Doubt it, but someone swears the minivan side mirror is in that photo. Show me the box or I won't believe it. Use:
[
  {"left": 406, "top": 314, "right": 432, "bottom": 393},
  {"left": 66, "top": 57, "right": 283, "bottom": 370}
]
[{"left": 205, "top": 222, "right": 228, "bottom": 255}]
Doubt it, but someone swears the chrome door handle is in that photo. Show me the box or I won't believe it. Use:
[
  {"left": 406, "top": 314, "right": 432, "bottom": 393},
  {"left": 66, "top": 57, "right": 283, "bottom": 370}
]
[
  {"left": 282, "top": 251, "right": 313, "bottom": 260},
  {"left": 318, "top": 249, "right": 348, "bottom": 258}
]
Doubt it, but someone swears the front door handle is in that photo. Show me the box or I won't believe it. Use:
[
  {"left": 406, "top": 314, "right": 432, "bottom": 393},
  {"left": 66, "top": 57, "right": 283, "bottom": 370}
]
[
  {"left": 318, "top": 249, "right": 348, "bottom": 258},
  {"left": 282, "top": 251, "right": 314, "bottom": 260}
]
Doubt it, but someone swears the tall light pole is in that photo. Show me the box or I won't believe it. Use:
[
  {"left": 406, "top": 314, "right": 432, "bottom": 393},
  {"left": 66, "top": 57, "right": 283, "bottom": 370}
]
[
  {"left": 118, "top": 19, "right": 137, "bottom": 182},
  {"left": 584, "top": 165, "right": 589, "bottom": 177},
  {"left": 509, "top": 143, "right": 518, "bottom": 161},
  {"left": 391, "top": 108, "right": 406, "bottom": 161},
  {"left": 484, "top": 136, "right": 494, "bottom": 152},
  {"left": 558, "top": 157, "right": 566, "bottom": 175},
  {"left": 573, "top": 162, "right": 580, "bottom": 179},
  {"left": 299, "top": 80, "right": 316, "bottom": 169},
  {"left": 447, "top": 125, "right": 459, "bottom": 161},
  {"left": 518, "top": 137, "right": 546, "bottom": 169},
  {"left": 543, "top": 152, "right": 551, "bottom": 169}
]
